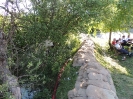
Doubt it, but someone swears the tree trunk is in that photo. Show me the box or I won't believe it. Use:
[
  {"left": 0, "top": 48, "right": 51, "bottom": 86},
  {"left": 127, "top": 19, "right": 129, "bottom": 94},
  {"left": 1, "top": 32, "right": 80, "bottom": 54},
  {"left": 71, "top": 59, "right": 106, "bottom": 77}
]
[
  {"left": 0, "top": 31, "right": 21, "bottom": 99},
  {"left": 108, "top": 29, "right": 113, "bottom": 50}
]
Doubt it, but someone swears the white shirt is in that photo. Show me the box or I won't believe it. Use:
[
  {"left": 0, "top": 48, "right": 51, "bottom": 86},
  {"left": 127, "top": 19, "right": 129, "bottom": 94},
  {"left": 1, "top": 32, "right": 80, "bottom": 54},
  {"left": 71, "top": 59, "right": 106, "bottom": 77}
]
[
  {"left": 126, "top": 37, "right": 131, "bottom": 41},
  {"left": 115, "top": 43, "right": 122, "bottom": 50}
]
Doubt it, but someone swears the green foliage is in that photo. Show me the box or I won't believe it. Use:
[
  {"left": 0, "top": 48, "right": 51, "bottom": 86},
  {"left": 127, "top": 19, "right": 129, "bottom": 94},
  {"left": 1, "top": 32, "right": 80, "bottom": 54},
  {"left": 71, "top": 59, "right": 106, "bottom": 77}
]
[
  {"left": 8, "top": 29, "right": 81, "bottom": 98},
  {"left": 33, "top": 89, "right": 51, "bottom": 99},
  {"left": 0, "top": 15, "right": 3, "bottom": 28},
  {"left": 1, "top": 0, "right": 133, "bottom": 98},
  {"left": 0, "top": 83, "right": 14, "bottom": 99},
  {"left": 56, "top": 63, "right": 80, "bottom": 99}
]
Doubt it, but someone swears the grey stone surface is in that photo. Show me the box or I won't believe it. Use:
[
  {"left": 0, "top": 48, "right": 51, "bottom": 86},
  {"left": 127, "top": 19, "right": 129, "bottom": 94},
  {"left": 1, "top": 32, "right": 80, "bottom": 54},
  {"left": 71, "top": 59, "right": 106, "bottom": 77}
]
[{"left": 68, "top": 38, "right": 118, "bottom": 99}]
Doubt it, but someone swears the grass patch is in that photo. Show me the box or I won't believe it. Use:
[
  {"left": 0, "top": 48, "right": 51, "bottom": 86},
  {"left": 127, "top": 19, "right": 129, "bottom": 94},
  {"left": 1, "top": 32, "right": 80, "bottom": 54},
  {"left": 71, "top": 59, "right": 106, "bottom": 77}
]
[
  {"left": 94, "top": 40, "right": 133, "bottom": 99},
  {"left": 56, "top": 61, "right": 80, "bottom": 99},
  {"left": 57, "top": 37, "right": 133, "bottom": 99}
]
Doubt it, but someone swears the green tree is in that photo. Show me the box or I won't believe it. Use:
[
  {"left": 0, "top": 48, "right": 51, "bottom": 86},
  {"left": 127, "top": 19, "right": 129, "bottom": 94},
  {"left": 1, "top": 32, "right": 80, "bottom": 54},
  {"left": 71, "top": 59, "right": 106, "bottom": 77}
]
[{"left": 1, "top": 0, "right": 133, "bottom": 99}]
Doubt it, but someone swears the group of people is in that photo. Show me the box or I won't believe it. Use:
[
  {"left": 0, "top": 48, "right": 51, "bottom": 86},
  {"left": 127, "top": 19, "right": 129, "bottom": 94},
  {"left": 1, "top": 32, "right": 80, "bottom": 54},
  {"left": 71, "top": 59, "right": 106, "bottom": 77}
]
[{"left": 111, "top": 34, "right": 133, "bottom": 58}]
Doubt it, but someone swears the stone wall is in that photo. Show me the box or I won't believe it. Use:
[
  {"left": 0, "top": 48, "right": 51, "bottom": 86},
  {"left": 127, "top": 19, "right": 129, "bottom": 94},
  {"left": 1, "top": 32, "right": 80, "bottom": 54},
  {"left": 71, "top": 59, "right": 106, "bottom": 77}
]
[{"left": 68, "top": 39, "right": 118, "bottom": 99}]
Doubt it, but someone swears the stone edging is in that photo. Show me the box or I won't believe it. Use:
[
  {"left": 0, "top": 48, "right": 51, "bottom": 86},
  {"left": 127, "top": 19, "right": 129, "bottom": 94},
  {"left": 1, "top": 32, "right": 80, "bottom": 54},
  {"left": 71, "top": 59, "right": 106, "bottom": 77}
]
[{"left": 68, "top": 39, "right": 118, "bottom": 99}]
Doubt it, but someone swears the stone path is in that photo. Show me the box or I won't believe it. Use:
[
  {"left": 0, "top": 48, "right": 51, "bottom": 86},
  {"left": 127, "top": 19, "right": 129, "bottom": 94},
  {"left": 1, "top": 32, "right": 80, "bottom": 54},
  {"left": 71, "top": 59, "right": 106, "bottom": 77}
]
[{"left": 68, "top": 37, "right": 118, "bottom": 99}]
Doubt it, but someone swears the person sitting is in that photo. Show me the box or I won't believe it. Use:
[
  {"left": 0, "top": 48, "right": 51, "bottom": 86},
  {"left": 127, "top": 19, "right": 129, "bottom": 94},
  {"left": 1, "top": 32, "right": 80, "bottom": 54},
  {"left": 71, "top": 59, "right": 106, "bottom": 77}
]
[
  {"left": 121, "top": 35, "right": 127, "bottom": 46},
  {"left": 126, "top": 34, "right": 132, "bottom": 42},
  {"left": 115, "top": 40, "right": 131, "bottom": 56},
  {"left": 118, "top": 38, "right": 122, "bottom": 44},
  {"left": 111, "top": 38, "right": 116, "bottom": 46}
]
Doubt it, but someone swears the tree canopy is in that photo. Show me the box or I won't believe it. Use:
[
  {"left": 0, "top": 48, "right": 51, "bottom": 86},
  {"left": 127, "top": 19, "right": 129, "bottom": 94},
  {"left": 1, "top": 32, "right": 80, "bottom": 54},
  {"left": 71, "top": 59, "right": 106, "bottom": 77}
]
[{"left": 0, "top": 0, "right": 133, "bottom": 99}]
